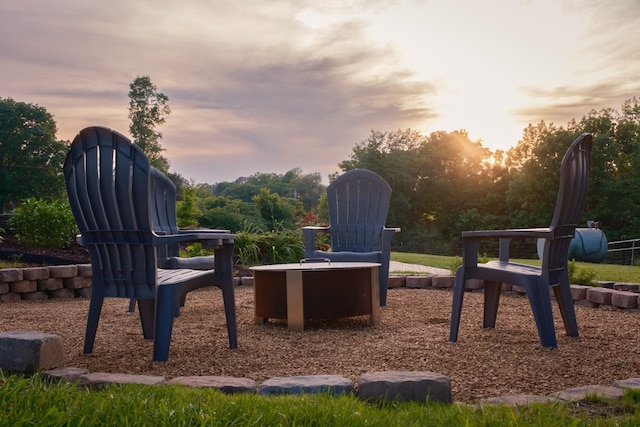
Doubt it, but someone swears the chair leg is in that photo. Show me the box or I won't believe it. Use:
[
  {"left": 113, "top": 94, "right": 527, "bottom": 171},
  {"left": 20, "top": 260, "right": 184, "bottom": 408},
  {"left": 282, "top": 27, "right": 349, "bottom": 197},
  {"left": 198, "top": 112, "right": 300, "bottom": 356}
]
[
  {"left": 217, "top": 243, "right": 238, "bottom": 349},
  {"left": 526, "top": 283, "right": 558, "bottom": 348},
  {"left": 221, "top": 280, "right": 237, "bottom": 349},
  {"left": 449, "top": 267, "right": 466, "bottom": 342},
  {"left": 83, "top": 296, "right": 104, "bottom": 354},
  {"left": 128, "top": 298, "right": 136, "bottom": 313},
  {"left": 137, "top": 299, "right": 155, "bottom": 339},
  {"left": 553, "top": 283, "right": 579, "bottom": 337},
  {"left": 153, "top": 284, "right": 181, "bottom": 361},
  {"left": 483, "top": 281, "right": 502, "bottom": 329}
]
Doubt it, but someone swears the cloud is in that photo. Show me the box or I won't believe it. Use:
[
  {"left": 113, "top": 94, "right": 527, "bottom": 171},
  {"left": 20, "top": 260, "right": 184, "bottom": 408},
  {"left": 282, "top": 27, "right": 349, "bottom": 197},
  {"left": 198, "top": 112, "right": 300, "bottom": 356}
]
[{"left": 2, "top": 0, "right": 639, "bottom": 184}]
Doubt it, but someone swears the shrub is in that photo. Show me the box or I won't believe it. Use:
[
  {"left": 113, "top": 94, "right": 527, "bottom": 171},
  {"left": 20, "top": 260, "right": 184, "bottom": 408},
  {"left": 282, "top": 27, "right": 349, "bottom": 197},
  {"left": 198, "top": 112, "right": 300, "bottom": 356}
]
[
  {"left": 448, "top": 254, "right": 488, "bottom": 275},
  {"left": 234, "top": 222, "right": 304, "bottom": 266},
  {"left": 8, "top": 198, "right": 78, "bottom": 248},
  {"left": 568, "top": 259, "right": 597, "bottom": 286}
]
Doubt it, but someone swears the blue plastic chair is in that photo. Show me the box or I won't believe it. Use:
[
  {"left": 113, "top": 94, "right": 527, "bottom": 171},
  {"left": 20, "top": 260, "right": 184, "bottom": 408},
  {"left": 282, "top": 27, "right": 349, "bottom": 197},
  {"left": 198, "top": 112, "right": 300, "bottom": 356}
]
[
  {"left": 303, "top": 169, "right": 399, "bottom": 306},
  {"left": 64, "top": 126, "right": 237, "bottom": 361},
  {"left": 449, "top": 133, "right": 592, "bottom": 348},
  {"left": 127, "top": 167, "right": 230, "bottom": 312}
]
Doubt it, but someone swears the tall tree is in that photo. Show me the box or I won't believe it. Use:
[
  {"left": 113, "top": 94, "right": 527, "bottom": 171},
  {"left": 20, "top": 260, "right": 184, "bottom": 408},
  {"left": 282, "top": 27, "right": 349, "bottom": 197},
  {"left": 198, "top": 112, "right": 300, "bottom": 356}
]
[
  {"left": 128, "top": 75, "right": 171, "bottom": 173},
  {"left": 0, "top": 98, "right": 66, "bottom": 212}
]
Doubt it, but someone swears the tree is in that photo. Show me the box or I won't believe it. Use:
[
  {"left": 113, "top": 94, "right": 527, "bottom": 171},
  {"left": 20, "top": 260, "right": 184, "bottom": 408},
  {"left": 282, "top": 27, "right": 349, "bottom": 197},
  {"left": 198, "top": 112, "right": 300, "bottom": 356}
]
[
  {"left": 176, "top": 181, "right": 201, "bottom": 228},
  {"left": 214, "top": 169, "right": 325, "bottom": 210},
  {"left": 252, "top": 188, "right": 304, "bottom": 231},
  {"left": 0, "top": 98, "right": 67, "bottom": 212},
  {"left": 128, "top": 75, "right": 171, "bottom": 173}
]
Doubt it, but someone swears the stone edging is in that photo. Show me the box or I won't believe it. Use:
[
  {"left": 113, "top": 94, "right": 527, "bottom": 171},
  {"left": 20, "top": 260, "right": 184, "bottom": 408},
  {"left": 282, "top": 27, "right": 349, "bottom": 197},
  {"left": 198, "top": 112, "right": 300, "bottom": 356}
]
[
  {"left": 1, "top": 265, "right": 640, "bottom": 312},
  {"left": 2, "top": 331, "right": 640, "bottom": 405}
]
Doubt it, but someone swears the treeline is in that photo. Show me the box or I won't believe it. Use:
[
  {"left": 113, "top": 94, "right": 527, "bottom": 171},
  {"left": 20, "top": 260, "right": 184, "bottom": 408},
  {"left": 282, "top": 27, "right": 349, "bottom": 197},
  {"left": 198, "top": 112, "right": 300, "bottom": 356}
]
[
  {"left": 333, "top": 97, "right": 640, "bottom": 255},
  {"left": 3, "top": 96, "right": 640, "bottom": 257}
]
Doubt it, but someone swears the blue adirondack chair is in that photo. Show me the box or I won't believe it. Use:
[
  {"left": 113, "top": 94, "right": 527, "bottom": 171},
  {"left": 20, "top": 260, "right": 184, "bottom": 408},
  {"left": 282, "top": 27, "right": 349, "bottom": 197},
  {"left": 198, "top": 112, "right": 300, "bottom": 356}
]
[
  {"left": 127, "top": 167, "right": 230, "bottom": 312},
  {"left": 449, "top": 133, "right": 592, "bottom": 348},
  {"left": 64, "top": 126, "right": 237, "bottom": 361},
  {"left": 303, "top": 169, "right": 399, "bottom": 306}
]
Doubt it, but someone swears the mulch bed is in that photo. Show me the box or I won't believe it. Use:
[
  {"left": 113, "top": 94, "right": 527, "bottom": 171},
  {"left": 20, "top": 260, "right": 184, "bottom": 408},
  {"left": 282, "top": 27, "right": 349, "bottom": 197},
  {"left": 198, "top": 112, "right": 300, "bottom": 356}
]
[{"left": 1, "top": 283, "right": 639, "bottom": 403}]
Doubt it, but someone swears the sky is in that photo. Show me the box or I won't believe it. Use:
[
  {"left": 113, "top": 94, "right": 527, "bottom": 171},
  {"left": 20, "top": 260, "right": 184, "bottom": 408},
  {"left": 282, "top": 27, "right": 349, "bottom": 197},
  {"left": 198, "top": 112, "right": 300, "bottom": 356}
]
[{"left": 2, "top": 0, "right": 640, "bottom": 185}]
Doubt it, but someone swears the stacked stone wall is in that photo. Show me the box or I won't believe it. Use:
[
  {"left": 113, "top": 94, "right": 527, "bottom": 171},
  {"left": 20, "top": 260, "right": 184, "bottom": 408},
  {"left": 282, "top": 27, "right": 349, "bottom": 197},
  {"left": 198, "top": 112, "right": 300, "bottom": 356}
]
[
  {"left": 0, "top": 264, "right": 92, "bottom": 303},
  {"left": 1, "top": 266, "right": 639, "bottom": 312}
]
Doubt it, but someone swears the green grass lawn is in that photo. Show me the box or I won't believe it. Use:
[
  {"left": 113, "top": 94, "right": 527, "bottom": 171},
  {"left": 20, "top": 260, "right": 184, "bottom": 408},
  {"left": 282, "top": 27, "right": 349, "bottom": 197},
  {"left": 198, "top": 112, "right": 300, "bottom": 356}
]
[
  {"left": 1, "top": 373, "right": 639, "bottom": 426},
  {"left": 391, "top": 252, "right": 640, "bottom": 284}
]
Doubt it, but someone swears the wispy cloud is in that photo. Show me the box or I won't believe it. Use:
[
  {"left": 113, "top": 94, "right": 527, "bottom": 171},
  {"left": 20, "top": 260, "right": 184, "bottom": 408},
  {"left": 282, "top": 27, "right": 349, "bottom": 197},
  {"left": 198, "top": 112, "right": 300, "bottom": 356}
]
[{"left": 2, "top": 0, "right": 640, "bottom": 183}]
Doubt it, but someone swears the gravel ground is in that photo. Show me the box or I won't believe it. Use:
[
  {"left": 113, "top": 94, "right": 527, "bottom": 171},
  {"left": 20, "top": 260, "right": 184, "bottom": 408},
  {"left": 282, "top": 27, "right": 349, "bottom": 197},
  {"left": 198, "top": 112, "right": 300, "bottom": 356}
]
[{"left": 1, "top": 280, "right": 639, "bottom": 403}]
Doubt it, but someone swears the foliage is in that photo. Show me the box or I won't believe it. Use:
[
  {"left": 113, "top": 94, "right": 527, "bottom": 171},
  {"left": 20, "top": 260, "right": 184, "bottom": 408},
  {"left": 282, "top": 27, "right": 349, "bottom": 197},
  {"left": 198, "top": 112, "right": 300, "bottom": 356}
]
[
  {"left": 7, "top": 198, "right": 78, "bottom": 248},
  {"left": 234, "top": 223, "right": 305, "bottom": 266},
  {"left": 338, "top": 129, "right": 505, "bottom": 255},
  {"left": 198, "top": 194, "right": 265, "bottom": 232},
  {"left": 0, "top": 254, "right": 26, "bottom": 269},
  {"left": 252, "top": 187, "right": 304, "bottom": 231},
  {"left": 214, "top": 168, "right": 324, "bottom": 211},
  {"left": 0, "top": 98, "right": 67, "bottom": 213},
  {"left": 128, "top": 75, "right": 171, "bottom": 173},
  {"left": 179, "top": 242, "right": 214, "bottom": 258},
  {"left": 1, "top": 372, "right": 639, "bottom": 426},
  {"left": 448, "top": 254, "right": 489, "bottom": 275},
  {"left": 176, "top": 181, "right": 201, "bottom": 228},
  {"left": 568, "top": 259, "right": 598, "bottom": 286}
]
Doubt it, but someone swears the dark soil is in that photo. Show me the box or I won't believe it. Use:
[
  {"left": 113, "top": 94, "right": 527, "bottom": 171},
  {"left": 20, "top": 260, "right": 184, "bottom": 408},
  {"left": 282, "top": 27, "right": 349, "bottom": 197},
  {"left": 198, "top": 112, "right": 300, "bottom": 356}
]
[{"left": 0, "top": 232, "right": 91, "bottom": 266}]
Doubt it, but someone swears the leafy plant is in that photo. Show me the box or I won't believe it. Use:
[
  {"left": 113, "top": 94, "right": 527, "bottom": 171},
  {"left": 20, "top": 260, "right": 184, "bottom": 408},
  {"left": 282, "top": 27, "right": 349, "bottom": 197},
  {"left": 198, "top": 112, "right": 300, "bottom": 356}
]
[
  {"left": 448, "top": 254, "right": 488, "bottom": 275},
  {"left": 234, "top": 222, "right": 304, "bottom": 266},
  {"left": 8, "top": 198, "right": 78, "bottom": 248},
  {"left": 568, "top": 259, "right": 598, "bottom": 286},
  {"left": 179, "top": 242, "right": 214, "bottom": 258},
  {"left": 449, "top": 256, "right": 462, "bottom": 274}
]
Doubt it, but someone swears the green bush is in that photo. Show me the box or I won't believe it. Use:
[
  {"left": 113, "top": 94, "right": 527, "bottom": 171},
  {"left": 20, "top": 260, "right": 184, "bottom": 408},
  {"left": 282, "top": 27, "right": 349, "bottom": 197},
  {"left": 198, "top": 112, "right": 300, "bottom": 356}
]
[
  {"left": 448, "top": 254, "right": 488, "bottom": 275},
  {"left": 8, "top": 198, "right": 78, "bottom": 248},
  {"left": 568, "top": 259, "right": 597, "bottom": 286},
  {"left": 234, "top": 222, "right": 305, "bottom": 266}
]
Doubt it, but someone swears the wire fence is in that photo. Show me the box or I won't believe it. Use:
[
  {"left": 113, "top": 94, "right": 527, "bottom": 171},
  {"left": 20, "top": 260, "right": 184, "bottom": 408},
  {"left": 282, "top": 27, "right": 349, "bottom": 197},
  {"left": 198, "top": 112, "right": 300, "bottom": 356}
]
[{"left": 606, "top": 238, "right": 640, "bottom": 266}]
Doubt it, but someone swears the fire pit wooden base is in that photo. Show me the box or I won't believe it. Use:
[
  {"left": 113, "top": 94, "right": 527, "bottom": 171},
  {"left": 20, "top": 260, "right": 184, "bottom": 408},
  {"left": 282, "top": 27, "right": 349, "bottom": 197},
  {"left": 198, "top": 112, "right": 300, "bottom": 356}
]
[{"left": 250, "top": 262, "right": 381, "bottom": 331}]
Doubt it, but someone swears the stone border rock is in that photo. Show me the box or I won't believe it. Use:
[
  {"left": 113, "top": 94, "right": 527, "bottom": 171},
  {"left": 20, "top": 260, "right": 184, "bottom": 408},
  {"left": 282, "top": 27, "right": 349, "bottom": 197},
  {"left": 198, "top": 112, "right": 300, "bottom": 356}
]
[
  {"left": 2, "top": 331, "right": 639, "bottom": 406},
  {"left": 1, "top": 266, "right": 639, "bottom": 312}
]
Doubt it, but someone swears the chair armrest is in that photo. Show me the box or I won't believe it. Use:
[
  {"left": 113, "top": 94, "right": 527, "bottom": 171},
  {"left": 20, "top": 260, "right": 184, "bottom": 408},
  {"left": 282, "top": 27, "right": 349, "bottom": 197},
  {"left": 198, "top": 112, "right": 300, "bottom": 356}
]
[
  {"left": 154, "top": 232, "right": 236, "bottom": 249},
  {"left": 461, "top": 227, "right": 553, "bottom": 264},
  {"left": 302, "top": 226, "right": 330, "bottom": 257},
  {"left": 462, "top": 227, "right": 552, "bottom": 240},
  {"left": 380, "top": 227, "right": 400, "bottom": 251},
  {"left": 177, "top": 228, "right": 231, "bottom": 234}
]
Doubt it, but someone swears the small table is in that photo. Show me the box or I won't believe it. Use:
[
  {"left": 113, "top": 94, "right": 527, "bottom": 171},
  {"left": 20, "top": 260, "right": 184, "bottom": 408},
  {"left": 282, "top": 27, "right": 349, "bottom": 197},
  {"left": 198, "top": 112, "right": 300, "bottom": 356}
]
[{"left": 250, "top": 261, "right": 381, "bottom": 331}]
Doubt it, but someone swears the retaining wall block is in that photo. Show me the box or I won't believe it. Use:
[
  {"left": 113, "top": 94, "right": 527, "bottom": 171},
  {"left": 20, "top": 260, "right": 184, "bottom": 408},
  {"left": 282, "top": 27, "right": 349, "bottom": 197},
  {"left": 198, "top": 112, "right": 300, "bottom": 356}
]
[
  {"left": 405, "top": 275, "right": 432, "bottom": 288},
  {"left": 22, "top": 267, "right": 49, "bottom": 281},
  {"left": 387, "top": 275, "right": 406, "bottom": 288},
  {"left": 10, "top": 280, "right": 37, "bottom": 293},
  {"left": 0, "top": 268, "right": 22, "bottom": 283},
  {"left": 570, "top": 285, "right": 589, "bottom": 301},
  {"left": 48, "top": 265, "right": 77, "bottom": 279},
  {"left": 587, "top": 287, "right": 614, "bottom": 305},
  {"left": 38, "top": 278, "right": 63, "bottom": 291},
  {"left": 64, "top": 276, "right": 91, "bottom": 289},
  {"left": 611, "top": 290, "right": 639, "bottom": 309},
  {"left": 0, "top": 331, "right": 64, "bottom": 372}
]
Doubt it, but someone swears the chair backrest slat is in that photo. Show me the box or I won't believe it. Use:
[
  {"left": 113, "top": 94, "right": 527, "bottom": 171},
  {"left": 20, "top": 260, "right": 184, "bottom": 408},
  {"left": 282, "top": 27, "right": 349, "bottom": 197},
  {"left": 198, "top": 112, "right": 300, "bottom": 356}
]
[
  {"left": 544, "top": 133, "right": 593, "bottom": 274},
  {"left": 327, "top": 169, "right": 392, "bottom": 252},
  {"left": 64, "top": 126, "right": 157, "bottom": 299}
]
